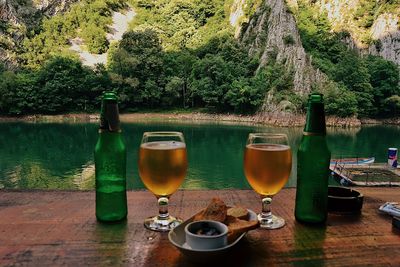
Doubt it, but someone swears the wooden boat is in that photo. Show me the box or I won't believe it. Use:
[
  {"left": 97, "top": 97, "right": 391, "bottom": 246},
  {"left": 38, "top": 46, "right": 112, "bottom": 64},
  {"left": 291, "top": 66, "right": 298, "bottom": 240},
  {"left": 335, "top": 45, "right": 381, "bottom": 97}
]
[
  {"left": 330, "top": 157, "right": 375, "bottom": 165},
  {"left": 330, "top": 157, "right": 375, "bottom": 186},
  {"left": 330, "top": 158, "right": 400, "bottom": 187},
  {"left": 330, "top": 168, "right": 354, "bottom": 186}
]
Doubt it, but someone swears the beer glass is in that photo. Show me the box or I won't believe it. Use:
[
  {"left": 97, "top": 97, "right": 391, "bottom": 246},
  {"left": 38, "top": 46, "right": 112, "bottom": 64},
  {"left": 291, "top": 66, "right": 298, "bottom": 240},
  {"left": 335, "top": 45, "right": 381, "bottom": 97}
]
[
  {"left": 138, "top": 132, "right": 188, "bottom": 231},
  {"left": 243, "top": 133, "right": 292, "bottom": 229}
]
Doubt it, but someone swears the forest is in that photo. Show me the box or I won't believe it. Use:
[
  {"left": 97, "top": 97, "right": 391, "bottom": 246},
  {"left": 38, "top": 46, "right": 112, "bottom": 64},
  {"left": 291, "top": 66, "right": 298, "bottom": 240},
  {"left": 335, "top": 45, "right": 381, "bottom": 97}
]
[{"left": 0, "top": 0, "right": 399, "bottom": 118}]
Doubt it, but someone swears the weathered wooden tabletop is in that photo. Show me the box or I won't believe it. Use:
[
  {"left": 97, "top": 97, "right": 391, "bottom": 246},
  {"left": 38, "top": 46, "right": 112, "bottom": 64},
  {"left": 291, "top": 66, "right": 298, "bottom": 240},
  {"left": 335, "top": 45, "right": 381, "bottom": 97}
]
[{"left": 0, "top": 188, "right": 399, "bottom": 266}]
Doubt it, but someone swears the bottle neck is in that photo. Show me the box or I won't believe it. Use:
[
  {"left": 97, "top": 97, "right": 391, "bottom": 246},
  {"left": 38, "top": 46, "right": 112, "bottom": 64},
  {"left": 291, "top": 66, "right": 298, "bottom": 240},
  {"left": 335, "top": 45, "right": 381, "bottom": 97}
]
[
  {"left": 99, "top": 102, "right": 120, "bottom": 132},
  {"left": 304, "top": 102, "right": 326, "bottom": 135}
]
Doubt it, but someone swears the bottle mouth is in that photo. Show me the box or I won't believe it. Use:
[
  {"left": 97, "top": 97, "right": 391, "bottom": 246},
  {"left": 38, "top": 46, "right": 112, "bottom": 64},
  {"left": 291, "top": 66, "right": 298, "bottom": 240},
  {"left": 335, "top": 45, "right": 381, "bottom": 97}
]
[{"left": 309, "top": 93, "right": 323, "bottom": 103}]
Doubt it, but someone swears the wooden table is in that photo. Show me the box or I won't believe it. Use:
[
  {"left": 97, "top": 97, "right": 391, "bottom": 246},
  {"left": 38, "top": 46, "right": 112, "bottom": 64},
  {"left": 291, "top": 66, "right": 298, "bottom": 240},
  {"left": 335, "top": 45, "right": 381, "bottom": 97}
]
[{"left": 0, "top": 188, "right": 399, "bottom": 266}]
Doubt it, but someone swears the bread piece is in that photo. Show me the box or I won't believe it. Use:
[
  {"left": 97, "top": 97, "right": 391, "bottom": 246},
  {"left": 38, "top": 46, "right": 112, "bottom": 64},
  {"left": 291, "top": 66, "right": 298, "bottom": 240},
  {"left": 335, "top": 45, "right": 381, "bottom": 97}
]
[
  {"left": 193, "top": 198, "right": 227, "bottom": 223},
  {"left": 227, "top": 206, "right": 249, "bottom": 220},
  {"left": 226, "top": 216, "right": 259, "bottom": 243}
]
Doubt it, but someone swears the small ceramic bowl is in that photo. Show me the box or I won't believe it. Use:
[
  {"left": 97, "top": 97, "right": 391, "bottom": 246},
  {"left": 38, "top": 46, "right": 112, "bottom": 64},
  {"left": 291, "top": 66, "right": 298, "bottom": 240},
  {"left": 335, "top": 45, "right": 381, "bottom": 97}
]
[{"left": 184, "top": 220, "right": 228, "bottom": 250}]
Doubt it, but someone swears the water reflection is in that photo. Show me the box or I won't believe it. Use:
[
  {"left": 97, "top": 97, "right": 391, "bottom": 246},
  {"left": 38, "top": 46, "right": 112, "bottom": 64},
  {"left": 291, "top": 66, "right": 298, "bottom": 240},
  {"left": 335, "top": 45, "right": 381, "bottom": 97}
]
[{"left": 1, "top": 122, "right": 400, "bottom": 190}]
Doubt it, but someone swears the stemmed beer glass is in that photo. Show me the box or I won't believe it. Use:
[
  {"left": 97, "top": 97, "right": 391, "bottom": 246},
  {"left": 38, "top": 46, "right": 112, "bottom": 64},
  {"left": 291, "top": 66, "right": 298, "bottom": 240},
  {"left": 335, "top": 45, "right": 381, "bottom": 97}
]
[
  {"left": 243, "top": 133, "right": 292, "bottom": 229},
  {"left": 138, "top": 132, "right": 188, "bottom": 232}
]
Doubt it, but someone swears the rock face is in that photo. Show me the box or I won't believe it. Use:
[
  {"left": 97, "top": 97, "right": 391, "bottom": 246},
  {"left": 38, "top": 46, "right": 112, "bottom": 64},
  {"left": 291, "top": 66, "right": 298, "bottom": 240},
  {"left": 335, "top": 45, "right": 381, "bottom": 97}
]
[
  {"left": 69, "top": 8, "right": 136, "bottom": 67},
  {"left": 367, "top": 14, "right": 400, "bottom": 66},
  {"left": 229, "top": 0, "right": 398, "bottom": 114},
  {"left": 0, "top": 0, "right": 75, "bottom": 25},
  {"left": 231, "top": 0, "right": 327, "bottom": 96},
  {"left": 288, "top": 0, "right": 400, "bottom": 66},
  {"left": 0, "top": 0, "right": 77, "bottom": 69}
]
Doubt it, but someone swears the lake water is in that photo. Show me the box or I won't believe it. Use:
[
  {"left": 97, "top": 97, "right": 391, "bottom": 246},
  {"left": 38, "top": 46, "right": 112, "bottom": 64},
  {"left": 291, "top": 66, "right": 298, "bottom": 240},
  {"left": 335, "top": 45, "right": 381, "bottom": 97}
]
[{"left": 1, "top": 121, "right": 399, "bottom": 190}]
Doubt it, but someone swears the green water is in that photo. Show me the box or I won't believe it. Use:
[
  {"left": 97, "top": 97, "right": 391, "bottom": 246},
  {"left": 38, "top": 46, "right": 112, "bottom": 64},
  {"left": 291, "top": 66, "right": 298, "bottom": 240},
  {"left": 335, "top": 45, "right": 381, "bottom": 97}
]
[{"left": 0, "top": 122, "right": 399, "bottom": 190}]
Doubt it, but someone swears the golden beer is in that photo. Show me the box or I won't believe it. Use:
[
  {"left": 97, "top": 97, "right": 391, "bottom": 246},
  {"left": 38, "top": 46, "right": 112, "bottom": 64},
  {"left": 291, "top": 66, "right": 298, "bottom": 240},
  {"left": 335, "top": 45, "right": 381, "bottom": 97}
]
[
  {"left": 244, "top": 143, "right": 292, "bottom": 196},
  {"left": 139, "top": 141, "right": 187, "bottom": 197}
]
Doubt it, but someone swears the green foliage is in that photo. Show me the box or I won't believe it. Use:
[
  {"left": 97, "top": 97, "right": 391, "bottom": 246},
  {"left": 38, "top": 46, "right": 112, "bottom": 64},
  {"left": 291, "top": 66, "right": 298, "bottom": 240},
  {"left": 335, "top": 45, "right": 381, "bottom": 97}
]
[
  {"left": 334, "top": 52, "right": 374, "bottom": 117},
  {"left": 373, "top": 39, "right": 383, "bottom": 52},
  {"left": 243, "top": 0, "right": 263, "bottom": 17},
  {"left": 80, "top": 25, "right": 109, "bottom": 54},
  {"left": 0, "top": 70, "right": 18, "bottom": 113},
  {"left": 0, "top": 57, "right": 110, "bottom": 114},
  {"left": 264, "top": 62, "right": 294, "bottom": 93},
  {"left": 191, "top": 54, "right": 232, "bottom": 108},
  {"left": 324, "top": 84, "right": 358, "bottom": 117},
  {"left": 21, "top": 0, "right": 124, "bottom": 68},
  {"left": 106, "top": 26, "right": 264, "bottom": 113},
  {"left": 283, "top": 34, "right": 295, "bottom": 45},
  {"left": 295, "top": 1, "right": 400, "bottom": 118},
  {"left": 353, "top": 0, "right": 400, "bottom": 31},
  {"left": 224, "top": 76, "right": 265, "bottom": 113},
  {"left": 365, "top": 55, "right": 400, "bottom": 116},
  {"left": 382, "top": 95, "right": 400, "bottom": 117},
  {"left": 131, "top": 0, "right": 229, "bottom": 51},
  {"left": 108, "top": 29, "right": 164, "bottom": 107},
  {"left": 3, "top": 0, "right": 399, "bottom": 119}
]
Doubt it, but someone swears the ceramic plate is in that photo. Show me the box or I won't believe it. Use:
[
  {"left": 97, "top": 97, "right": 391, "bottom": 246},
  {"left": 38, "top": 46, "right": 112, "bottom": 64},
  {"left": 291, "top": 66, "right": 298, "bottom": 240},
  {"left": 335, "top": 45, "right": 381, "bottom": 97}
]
[{"left": 168, "top": 209, "right": 257, "bottom": 261}]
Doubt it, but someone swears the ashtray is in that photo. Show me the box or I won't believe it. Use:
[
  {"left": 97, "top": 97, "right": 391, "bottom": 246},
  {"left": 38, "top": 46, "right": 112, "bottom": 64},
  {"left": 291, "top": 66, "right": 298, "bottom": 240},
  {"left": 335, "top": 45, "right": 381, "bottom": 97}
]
[{"left": 328, "top": 186, "right": 363, "bottom": 214}]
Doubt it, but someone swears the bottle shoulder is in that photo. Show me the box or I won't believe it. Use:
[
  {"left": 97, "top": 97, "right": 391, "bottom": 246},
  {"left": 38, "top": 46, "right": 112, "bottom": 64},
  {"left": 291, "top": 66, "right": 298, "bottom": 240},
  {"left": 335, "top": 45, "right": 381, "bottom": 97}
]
[
  {"left": 95, "top": 132, "right": 126, "bottom": 153},
  {"left": 298, "top": 135, "right": 330, "bottom": 154}
]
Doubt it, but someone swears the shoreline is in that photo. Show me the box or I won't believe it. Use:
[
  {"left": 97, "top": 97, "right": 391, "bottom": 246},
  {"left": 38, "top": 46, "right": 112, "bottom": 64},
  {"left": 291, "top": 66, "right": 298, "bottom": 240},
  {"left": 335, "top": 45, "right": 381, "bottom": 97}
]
[{"left": 0, "top": 112, "right": 395, "bottom": 127}]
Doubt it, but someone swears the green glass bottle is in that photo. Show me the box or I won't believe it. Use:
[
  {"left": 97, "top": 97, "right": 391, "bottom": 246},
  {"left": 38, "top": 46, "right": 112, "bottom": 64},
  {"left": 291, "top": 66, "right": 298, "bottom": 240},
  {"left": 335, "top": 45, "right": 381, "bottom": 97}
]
[
  {"left": 295, "top": 93, "right": 331, "bottom": 224},
  {"left": 95, "top": 92, "right": 127, "bottom": 222}
]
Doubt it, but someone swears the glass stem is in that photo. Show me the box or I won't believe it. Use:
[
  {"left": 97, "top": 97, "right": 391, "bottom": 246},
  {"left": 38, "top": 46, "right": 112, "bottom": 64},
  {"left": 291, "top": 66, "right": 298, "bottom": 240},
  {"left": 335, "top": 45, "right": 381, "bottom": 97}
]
[
  {"left": 157, "top": 197, "right": 170, "bottom": 220},
  {"left": 260, "top": 197, "right": 273, "bottom": 224}
]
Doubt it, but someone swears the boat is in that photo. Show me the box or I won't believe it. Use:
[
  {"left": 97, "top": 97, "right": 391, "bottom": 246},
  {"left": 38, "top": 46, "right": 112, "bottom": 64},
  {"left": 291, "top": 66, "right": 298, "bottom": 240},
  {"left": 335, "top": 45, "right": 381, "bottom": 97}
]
[
  {"left": 330, "top": 169, "right": 355, "bottom": 186},
  {"left": 330, "top": 157, "right": 375, "bottom": 166},
  {"left": 330, "top": 157, "right": 375, "bottom": 186},
  {"left": 330, "top": 157, "right": 400, "bottom": 187}
]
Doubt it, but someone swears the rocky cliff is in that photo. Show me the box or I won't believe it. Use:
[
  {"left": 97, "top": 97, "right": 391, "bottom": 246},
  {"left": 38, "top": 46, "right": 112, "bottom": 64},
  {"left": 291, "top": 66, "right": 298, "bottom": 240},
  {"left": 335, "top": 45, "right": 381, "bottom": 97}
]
[
  {"left": 0, "top": 0, "right": 76, "bottom": 69},
  {"left": 367, "top": 13, "right": 399, "bottom": 66},
  {"left": 230, "top": 0, "right": 328, "bottom": 97},
  {"left": 229, "top": 0, "right": 399, "bottom": 113},
  {"left": 0, "top": 0, "right": 75, "bottom": 24},
  {"left": 287, "top": 0, "right": 400, "bottom": 66}
]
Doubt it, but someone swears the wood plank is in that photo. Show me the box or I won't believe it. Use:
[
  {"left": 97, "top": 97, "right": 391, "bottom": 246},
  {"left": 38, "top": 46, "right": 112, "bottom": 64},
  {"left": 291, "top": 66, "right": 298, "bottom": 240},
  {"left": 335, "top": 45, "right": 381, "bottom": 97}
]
[{"left": 0, "top": 188, "right": 399, "bottom": 266}]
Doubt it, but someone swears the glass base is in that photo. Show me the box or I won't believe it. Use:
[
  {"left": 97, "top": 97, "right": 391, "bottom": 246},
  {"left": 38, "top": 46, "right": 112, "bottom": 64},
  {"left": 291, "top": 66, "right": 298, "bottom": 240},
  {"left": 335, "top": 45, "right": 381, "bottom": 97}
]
[
  {"left": 144, "top": 215, "right": 182, "bottom": 232},
  {"left": 258, "top": 213, "right": 285, "bottom": 229}
]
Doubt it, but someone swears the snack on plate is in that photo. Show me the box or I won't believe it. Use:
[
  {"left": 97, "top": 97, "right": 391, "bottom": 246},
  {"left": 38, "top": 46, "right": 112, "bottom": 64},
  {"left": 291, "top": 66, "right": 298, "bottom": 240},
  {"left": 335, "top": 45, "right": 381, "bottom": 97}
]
[
  {"left": 193, "top": 198, "right": 259, "bottom": 243},
  {"left": 227, "top": 206, "right": 249, "bottom": 220},
  {"left": 225, "top": 216, "right": 259, "bottom": 243},
  {"left": 193, "top": 197, "right": 227, "bottom": 223}
]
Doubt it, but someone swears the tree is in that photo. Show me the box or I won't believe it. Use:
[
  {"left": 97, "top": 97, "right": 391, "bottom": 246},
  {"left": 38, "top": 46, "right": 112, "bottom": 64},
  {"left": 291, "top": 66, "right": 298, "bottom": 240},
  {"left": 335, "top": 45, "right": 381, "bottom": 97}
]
[
  {"left": 324, "top": 84, "right": 358, "bottom": 117},
  {"left": 190, "top": 54, "right": 232, "bottom": 110},
  {"left": 80, "top": 24, "right": 109, "bottom": 54},
  {"left": 365, "top": 55, "right": 400, "bottom": 115},
  {"left": 164, "top": 76, "right": 184, "bottom": 106},
  {"left": 382, "top": 95, "right": 400, "bottom": 117},
  {"left": 0, "top": 70, "right": 18, "bottom": 114},
  {"left": 163, "top": 50, "right": 197, "bottom": 108},
  {"left": 108, "top": 29, "right": 164, "bottom": 107},
  {"left": 36, "top": 57, "right": 92, "bottom": 113},
  {"left": 334, "top": 52, "right": 374, "bottom": 117},
  {"left": 224, "top": 75, "right": 265, "bottom": 113}
]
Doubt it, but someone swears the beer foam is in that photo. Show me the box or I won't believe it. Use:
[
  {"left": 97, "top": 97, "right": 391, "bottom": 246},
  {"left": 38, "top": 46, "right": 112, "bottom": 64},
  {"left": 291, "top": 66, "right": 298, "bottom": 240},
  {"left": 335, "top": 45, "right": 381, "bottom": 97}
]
[
  {"left": 247, "top": 144, "right": 290, "bottom": 151},
  {"left": 141, "top": 141, "right": 186, "bottom": 150}
]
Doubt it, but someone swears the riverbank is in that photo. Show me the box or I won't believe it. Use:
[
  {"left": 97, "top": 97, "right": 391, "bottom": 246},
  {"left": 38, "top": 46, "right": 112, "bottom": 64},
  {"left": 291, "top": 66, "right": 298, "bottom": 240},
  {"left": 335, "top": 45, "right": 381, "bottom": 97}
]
[{"left": 0, "top": 112, "right": 367, "bottom": 127}]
